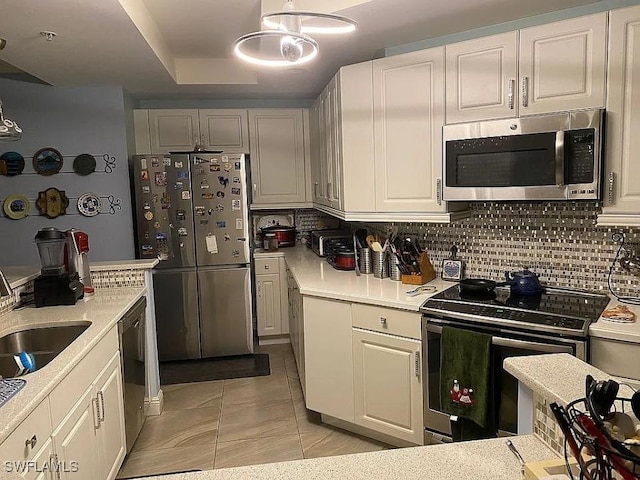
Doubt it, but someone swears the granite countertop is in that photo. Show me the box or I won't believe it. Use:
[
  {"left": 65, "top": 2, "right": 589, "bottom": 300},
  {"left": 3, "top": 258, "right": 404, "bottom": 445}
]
[
  {"left": 281, "top": 246, "right": 451, "bottom": 311},
  {"left": 0, "top": 287, "right": 146, "bottom": 444},
  {"left": 1, "top": 266, "right": 40, "bottom": 289},
  {"left": 590, "top": 299, "right": 640, "bottom": 344},
  {"left": 504, "top": 353, "right": 636, "bottom": 407},
  {"left": 139, "top": 434, "right": 555, "bottom": 480}
]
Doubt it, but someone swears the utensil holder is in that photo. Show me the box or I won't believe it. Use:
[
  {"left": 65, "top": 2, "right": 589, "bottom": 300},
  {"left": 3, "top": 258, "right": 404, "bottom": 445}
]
[
  {"left": 359, "top": 247, "right": 372, "bottom": 274},
  {"left": 388, "top": 255, "right": 401, "bottom": 281},
  {"left": 372, "top": 251, "right": 388, "bottom": 279}
]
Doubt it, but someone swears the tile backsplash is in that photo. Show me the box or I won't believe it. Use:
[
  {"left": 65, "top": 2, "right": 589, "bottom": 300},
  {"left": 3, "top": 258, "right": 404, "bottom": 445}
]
[{"left": 358, "top": 202, "right": 639, "bottom": 297}]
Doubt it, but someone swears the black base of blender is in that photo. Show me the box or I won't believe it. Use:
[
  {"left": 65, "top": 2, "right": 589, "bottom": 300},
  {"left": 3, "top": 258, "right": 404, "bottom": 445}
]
[{"left": 34, "top": 273, "right": 84, "bottom": 308}]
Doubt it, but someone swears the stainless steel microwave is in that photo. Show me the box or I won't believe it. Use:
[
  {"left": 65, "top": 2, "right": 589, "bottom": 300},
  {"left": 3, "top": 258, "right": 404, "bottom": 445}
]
[{"left": 443, "top": 109, "right": 604, "bottom": 201}]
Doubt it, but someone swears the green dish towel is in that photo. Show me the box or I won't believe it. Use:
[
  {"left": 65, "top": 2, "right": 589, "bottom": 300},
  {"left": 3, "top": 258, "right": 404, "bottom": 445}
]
[{"left": 440, "top": 326, "right": 492, "bottom": 429}]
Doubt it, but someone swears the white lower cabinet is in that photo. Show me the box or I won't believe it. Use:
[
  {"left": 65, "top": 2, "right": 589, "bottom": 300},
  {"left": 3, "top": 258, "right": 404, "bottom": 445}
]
[
  {"left": 255, "top": 257, "right": 289, "bottom": 341},
  {"left": 0, "top": 327, "right": 126, "bottom": 480},
  {"left": 352, "top": 328, "right": 423, "bottom": 445},
  {"left": 50, "top": 353, "right": 125, "bottom": 480},
  {"left": 287, "top": 268, "right": 304, "bottom": 392},
  {"left": 303, "top": 297, "right": 354, "bottom": 423},
  {"left": 52, "top": 387, "right": 101, "bottom": 480}
]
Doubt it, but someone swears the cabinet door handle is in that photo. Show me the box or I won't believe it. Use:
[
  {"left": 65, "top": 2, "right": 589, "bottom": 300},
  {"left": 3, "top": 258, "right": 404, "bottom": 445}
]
[
  {"left": 508, "top": 79, "right": 515, "bottom": 110},
  {"left": 436, "top": 178, "right": 443, "bottom": 205},
  {"left": 314, "top": 182, "right": 319, "bottom": 198},
  {"left": 253, "top": 183, "right": 257, "bottom": 197},
  {"left": 92, "top": 397, "right": 101, "bottom": 428},
  {"left": 415, "top": 351, "right": 421, "bottom": 378},
  {"left": 257, "top": 282, "right": 262, "bottom": 298},
  {"left": 50, "top": 453, "right": 61, "bottom": 480},
  {"left": 98, "top": 391, "right": 106, "bottom": 422},
  {"left": 379, "top": 317, "right": 387, "bottom": 327},
  {"left": 327, "top": 182, "right": 332, "bottom": 200},
  {"left": 521, "top": 76, "right": 529, "bottom": 108},
  {"left": 25, "top": 434, "right": 37, "bottom": 449},
  {"left": 608, "top": 171, "right": 615, "bottom": 205},
  {"left": 264, "top": 264, "right": 270, "bottom": 270}
]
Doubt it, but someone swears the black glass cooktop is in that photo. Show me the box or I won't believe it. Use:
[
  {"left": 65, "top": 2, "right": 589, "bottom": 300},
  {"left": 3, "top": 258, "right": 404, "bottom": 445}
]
[{"left": 421, "top": 284, "right": 610, "bottom": 335}]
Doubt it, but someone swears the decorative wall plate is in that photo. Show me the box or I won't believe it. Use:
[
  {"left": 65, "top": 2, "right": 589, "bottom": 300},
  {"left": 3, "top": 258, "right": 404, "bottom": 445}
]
[
  {"left": 3, "top": 194, "right": 30, "bottom": 220},
  {"left": 77, "top": 192, "right": 102, "bottom": 217},
  {"left": 73, "top": 154, "right": 96, "bottom": 176},
  {"left": 36, "top": 187, "right": 69, "bottom": 219},
  {"left": 0, "top": 152, "right": 25, "bottom": 176},
  {"left": 33, "top": 147, "right": 63, "bottom": 176}
]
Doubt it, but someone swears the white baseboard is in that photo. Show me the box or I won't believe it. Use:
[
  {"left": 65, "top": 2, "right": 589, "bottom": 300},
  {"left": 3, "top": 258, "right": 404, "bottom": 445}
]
[
  {"left": 258, "top": 335, "right": 291, "bottom": 346},
  {"left": 144, "top": 389, "right": 164, "bottom": 416},
  {"left": 320, "top": 414, "right": 420, "bottom": 448}
]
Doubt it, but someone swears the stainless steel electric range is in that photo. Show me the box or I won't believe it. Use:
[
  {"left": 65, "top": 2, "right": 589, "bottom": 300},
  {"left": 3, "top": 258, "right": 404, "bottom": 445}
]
[{"left": 420, "top": 284, "right": 610, "bottom": 440}]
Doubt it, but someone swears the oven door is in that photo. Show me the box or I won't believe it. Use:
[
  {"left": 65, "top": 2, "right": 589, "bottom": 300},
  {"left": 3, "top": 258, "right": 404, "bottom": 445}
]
[{"left": 422, "top": 318, "right": 582, "bottom": 439}]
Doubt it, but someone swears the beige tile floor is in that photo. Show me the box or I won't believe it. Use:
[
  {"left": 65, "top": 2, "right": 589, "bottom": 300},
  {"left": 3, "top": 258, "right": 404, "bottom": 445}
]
[{"left": 117, "top": 344, "right": 391, "bottom": 479}]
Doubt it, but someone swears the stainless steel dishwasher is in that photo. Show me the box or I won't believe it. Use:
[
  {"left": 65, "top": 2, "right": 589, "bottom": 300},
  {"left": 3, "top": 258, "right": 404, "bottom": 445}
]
[{"left": 119, "top": 296, "right": 147, "bottom": 454}]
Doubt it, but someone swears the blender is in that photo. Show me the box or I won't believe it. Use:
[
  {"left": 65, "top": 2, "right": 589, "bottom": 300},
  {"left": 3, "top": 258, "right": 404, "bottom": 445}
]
[{"left": 33, "top": 227, "right": 84, "bottom": 307}]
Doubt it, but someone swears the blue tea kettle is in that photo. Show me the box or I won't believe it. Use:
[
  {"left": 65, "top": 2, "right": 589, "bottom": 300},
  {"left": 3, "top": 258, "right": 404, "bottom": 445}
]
[{"left": 505, "top": 269, "right": 542, "bottom": 296}]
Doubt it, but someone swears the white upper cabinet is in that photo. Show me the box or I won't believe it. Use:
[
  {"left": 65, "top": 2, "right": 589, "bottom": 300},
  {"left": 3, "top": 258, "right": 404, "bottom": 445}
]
[
  {"left": 445, "top": 13, "right": 607, "bottom": 123},
  {"left": 311, "top": 62, "right": 375, "bottom": 216},
  {"left": 249, "top": 109, "right": 309, "bottom": 207},
  {"left": 148, "top": 109, "right": 200, "bottom": 154},
  {"left": 599, "top": 4, "right": 640, "bottom": 226},
  {"left": 446, "top": 32, "right": 518, "bottom": 124},
  {"left": 519, "top": 13, "right": 607, "bottom": 115},
  {"left": 198, "top": 109, "right": 248, "bottom": 153},
  {"left": 373, "top": 47, "right": 446, "bottom": 214}
]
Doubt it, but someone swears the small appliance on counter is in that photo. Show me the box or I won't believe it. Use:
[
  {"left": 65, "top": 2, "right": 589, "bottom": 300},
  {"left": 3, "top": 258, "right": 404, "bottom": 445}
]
[
  {"left": 253, "top": 213, "right": 297, "bottom": 248},
  {"left": 65, "top": 229, "right": 94, "bottom": 296},
  {"left": 33, "top": 227, "right": 84, "bottom": 307},
  {"left": 310, "top": 230, "right": 351, "bottom": 257},
  {"left": 324, "top": 238, "right": 356, "bottom": 271}
]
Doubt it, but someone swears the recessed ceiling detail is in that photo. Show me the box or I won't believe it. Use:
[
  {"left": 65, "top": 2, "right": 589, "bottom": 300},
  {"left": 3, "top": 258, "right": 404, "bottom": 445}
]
[{"left": 0, "top": 0, "right": 602, "bottom": 99}]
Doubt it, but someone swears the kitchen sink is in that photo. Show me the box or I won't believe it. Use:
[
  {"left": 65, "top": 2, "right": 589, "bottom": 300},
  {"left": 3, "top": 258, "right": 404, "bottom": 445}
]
[{"left": 0, "top": 323, "right": 90, "bottom": 378}]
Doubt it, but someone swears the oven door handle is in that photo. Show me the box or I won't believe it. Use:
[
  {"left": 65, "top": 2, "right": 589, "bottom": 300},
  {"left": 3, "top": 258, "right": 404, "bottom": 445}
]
[
  {"left": 492, "top": 336, "right": 573, "bottom": 354},
  {"left": 425, "top": 323, "right": 573, "bottom": 354}
]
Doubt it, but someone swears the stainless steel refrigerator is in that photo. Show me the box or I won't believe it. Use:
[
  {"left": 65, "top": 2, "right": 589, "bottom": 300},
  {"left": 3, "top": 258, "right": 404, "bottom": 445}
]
[{"left": 132, "top": 152, "right": 253, "bottom": 360}]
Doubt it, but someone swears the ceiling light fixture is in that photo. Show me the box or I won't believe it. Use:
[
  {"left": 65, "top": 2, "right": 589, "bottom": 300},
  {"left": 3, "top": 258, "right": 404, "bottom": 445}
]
[
  {"left": 233, "top": 0, "right": 357, "bottom": 67},
  {"left": 0, "top": 99, "right": 22, "bottom": 142}
]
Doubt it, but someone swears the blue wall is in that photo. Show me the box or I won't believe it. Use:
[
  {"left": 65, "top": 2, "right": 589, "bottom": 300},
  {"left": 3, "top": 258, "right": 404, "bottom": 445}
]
[{"left": 0, "top": 79, "right": 135, "bottom": 266}]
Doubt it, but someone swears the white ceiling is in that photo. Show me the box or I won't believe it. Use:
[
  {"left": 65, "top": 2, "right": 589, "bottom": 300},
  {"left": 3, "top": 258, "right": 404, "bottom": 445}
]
[{"left": 0, "top": 0, "right": 604, "bottom": 100}]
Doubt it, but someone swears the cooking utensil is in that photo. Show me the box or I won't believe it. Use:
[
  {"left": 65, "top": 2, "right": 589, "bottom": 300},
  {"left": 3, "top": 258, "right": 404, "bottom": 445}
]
[
  {"left": 366, "top": 235, "right": 376, "bottom": 250},
  {"left": 505, "top": 269, "right": 543, "bottom": 296},
  {"left": 355, "top": 229, "right": 368, "bottom": 249},
  {"left": 505, "top": 439, "right": 525, "bottom": 476},
  {"left": 260, "top": 225, "right": 296, "bottom": 247},
  {"left": 353, "top": 234, "right": 360, "bottom": 276},
  {"left": 371, "top": 241, "right": 383, "bottom": 253},
  {"left": 459, "top": 278, "right": 509, "bottom": 293},
  {"left": 549, "top": 402, "right": 582, "bottom": 461}
]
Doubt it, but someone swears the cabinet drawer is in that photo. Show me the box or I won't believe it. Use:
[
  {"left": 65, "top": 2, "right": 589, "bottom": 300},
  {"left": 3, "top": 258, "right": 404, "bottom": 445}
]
[
  {"left": 0, "top": 397, "right": 52, "bottom": 462},
  {"left": 255, "top": 258, "right": 280, "bottom": 274},
  {"left": 50, "top": 326, "right": 118, "bottom": 427},
  {"left": 352, "top": 303, "right": 421, "bottom": 340}
]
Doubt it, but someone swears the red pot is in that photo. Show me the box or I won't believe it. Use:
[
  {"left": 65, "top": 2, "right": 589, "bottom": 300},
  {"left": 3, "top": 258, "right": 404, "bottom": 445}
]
[{"left": 260, "top": 225, "right": 297, "bottom": 247}]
